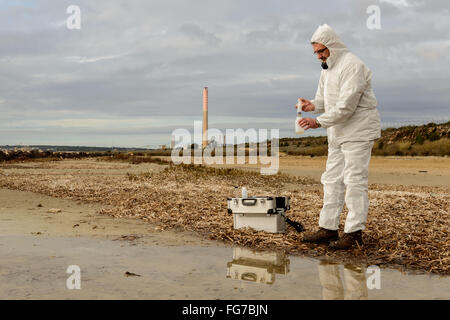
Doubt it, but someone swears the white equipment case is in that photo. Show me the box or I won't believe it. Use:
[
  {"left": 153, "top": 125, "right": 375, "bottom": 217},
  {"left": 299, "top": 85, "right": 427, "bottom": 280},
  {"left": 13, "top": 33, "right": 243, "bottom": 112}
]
[{"left": 227, "top": 196, "right": 290, "bottom": 233}]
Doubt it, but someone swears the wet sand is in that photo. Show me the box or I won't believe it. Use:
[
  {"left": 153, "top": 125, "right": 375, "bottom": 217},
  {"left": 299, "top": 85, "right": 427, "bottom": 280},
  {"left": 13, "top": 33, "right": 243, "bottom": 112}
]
[
  {"left": 0, "top": 188, "right": 214, "bottom": 246},
  {"left": 1, "top": 188, "right": 449, "bottom": 299}
]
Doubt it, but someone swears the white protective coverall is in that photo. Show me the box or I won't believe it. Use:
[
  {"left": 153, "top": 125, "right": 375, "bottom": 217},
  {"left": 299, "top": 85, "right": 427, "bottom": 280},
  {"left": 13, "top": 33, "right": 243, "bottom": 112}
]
[{"left": 310, "top": 24, "right": 381, "bottom": 233}]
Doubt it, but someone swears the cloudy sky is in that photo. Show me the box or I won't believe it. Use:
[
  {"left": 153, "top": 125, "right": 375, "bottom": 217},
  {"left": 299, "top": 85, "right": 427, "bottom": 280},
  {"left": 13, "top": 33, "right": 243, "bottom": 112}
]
[{"left": 0, "top": 0, "right": 449, "bottom": 148}]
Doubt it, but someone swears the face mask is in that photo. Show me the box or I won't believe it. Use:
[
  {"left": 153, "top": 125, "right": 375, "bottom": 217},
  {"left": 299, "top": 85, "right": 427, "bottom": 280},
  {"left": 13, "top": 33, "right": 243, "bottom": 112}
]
[{"left": 321, "top": 62, "right": 328, "bottom": 69}]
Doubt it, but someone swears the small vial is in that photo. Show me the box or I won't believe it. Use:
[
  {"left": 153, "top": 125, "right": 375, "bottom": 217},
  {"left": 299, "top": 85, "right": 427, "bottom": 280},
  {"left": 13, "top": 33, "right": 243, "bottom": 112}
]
[{"left": 241, "top": 187, "right": 248, "bottom": 198}]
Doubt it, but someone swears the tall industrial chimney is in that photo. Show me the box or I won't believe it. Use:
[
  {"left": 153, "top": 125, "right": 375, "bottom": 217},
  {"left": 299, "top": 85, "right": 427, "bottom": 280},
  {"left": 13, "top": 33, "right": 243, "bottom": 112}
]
[{"left": 202, "top": 87, "right": 208, "bottom": 149}]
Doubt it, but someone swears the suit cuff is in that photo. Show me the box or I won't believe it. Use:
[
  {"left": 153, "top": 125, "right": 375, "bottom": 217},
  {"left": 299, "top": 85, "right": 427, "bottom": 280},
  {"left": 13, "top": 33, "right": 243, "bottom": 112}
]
[{"left": 311, "top": 99, "right": 325, "bottom": 114}]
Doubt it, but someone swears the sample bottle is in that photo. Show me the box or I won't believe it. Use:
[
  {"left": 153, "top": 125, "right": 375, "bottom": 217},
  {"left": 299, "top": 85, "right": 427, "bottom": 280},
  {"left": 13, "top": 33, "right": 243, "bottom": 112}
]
[
  {"left": 295, "top": 110, "right": 305, "bottom": 134},
  {"left": 241, "top": 187, "right": 248, "bottom": 198}
]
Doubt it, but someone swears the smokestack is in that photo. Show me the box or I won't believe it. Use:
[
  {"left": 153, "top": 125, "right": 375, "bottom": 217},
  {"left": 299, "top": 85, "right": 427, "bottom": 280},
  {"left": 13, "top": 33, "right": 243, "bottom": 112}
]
[{"left": 202, "top": 87, "right": 208, "bottom": 149}]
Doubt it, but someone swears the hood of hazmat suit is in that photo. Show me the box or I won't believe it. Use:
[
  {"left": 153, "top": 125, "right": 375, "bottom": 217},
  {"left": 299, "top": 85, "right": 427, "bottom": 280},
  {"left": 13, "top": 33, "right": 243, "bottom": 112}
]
[{"left": 310, "top": 24, "right": 381, "bottom": 144}]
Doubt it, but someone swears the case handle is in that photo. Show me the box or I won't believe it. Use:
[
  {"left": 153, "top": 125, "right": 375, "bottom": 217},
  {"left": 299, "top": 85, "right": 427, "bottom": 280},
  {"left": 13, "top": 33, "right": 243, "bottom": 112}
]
[
  {"left": 241, "top": 273, "right": 257, "bottom": 282},
  {"left": 242, "top": 198, "right": 257, "bottom": 206}
]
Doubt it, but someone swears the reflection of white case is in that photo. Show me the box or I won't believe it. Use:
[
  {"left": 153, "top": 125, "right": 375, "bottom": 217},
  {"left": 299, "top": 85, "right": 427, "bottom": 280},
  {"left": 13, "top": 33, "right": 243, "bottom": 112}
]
[
  {"left": 226, "top": 247, "right": 290, "bottom": 285},
  {"left": 227, "top": 197, "right": 290, "bottom": 233}
]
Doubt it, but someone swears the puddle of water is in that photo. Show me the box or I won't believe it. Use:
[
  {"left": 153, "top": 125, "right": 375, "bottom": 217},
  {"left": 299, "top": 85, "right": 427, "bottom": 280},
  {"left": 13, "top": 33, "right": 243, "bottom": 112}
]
[{"left": 0, "top": 235, "right": 448, "bottom": 300}]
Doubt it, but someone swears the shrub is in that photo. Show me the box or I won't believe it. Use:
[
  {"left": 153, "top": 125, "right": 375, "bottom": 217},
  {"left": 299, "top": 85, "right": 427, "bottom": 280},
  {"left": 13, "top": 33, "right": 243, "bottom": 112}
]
[{"left": 415, "top": 134, "right": 425, "bottom": 145}]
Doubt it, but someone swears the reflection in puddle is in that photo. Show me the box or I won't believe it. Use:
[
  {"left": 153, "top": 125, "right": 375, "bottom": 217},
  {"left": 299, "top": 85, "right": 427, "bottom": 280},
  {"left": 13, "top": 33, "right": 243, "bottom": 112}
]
[
  {"left": 226, "top": 248, "right": 373, "bottom": 300},
  {"left": 318, "top": 261, "right": 368, "bottom": 300},
  {"left": 1, "top": 234, "right": 448, "bottom": 299},
  {"left": 226, "top": 247, "right": 290, "bottom": 285}
]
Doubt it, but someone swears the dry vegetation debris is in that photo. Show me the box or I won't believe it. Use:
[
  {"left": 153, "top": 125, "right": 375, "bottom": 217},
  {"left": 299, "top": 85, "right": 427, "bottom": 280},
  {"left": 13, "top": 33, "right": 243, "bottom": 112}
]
[{"left": 0, "top": 159, "right": 448, "bottom": 275}]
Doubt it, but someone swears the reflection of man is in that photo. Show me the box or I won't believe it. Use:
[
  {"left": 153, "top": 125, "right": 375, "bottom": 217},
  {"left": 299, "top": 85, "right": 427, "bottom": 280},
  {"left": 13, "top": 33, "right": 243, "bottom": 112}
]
[
  {"left": 318, "top": 261, "right": 368, "bottom": 300},
  {"left": 298, "top": 24, "right": 381, "bottom": 249}
]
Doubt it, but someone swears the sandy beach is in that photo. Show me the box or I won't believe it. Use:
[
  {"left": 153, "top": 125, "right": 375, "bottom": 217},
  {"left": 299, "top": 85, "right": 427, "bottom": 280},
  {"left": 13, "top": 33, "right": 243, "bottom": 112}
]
[
  {"left": 0, "top": 157, "right": 448, "bottom": 278},
  {"left": 200, "top": 155, "right": 450, "bottom": 187},
  {"left": 1, "top": 187, "right": 449, "bottom": 299}
]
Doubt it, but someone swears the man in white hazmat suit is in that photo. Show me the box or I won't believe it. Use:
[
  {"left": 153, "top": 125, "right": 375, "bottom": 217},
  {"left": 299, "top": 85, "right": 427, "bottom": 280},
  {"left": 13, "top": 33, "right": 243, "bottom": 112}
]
[{"left": 297, "top": 24, "right": 381, "bottom": 249}]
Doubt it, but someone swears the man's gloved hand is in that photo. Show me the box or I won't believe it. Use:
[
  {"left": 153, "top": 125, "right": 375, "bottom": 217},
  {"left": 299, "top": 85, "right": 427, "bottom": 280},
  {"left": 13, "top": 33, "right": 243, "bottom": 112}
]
[
  {"left": 296, "top": 98, "right": 316, "bottom": 112},
  {"left": 298, "top": 117, "right": 319, "bottom": 130}
]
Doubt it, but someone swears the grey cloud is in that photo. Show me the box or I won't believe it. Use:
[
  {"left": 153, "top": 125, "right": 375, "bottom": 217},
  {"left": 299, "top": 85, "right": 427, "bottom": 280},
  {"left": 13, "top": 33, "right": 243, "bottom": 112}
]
[
  {"left": 0, "top": 0, "right": 449, "bottom": 147},
  {"left": 178, "top": 23, "right": 221, "bottom": 46}
]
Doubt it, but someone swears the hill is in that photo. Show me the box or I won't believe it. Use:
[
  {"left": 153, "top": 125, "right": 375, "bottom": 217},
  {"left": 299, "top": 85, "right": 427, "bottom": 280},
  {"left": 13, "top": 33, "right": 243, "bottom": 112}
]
[{"left": 280, "top": 121, "right": 450, "bottom": 156}]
